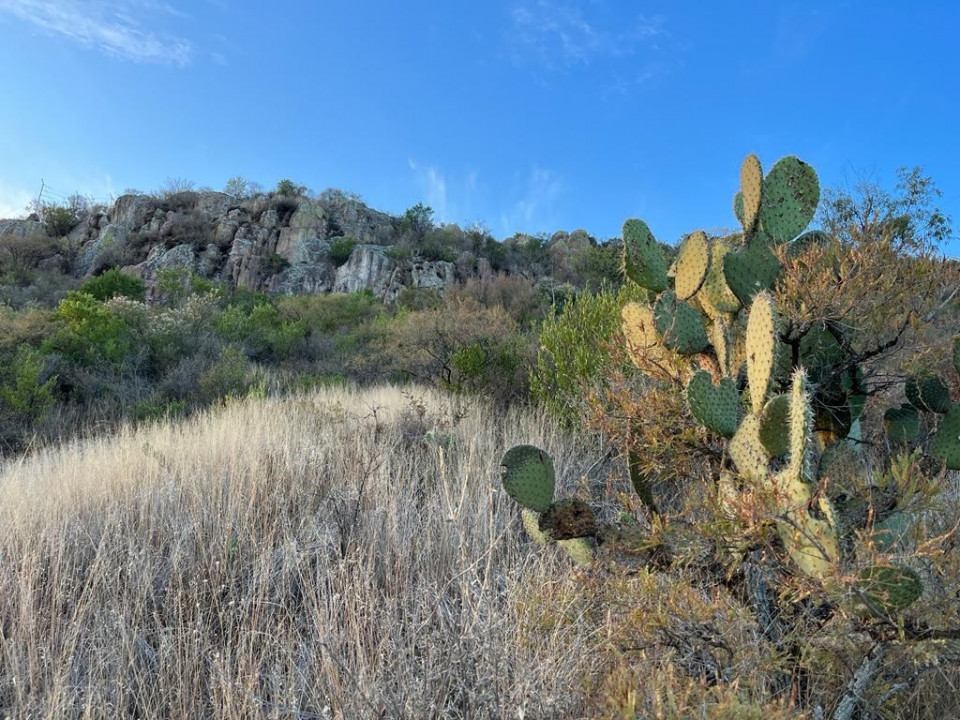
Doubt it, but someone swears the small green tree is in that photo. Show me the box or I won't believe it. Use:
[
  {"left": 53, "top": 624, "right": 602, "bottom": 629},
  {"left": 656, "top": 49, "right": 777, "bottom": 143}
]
[{"left": 78, "top": 269, "right": 146, "bottom": 302}]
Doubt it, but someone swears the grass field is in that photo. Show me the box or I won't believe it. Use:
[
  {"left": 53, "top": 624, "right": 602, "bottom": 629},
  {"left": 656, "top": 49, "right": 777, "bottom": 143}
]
[{"left": 0, "top": 386, "right": 606, "bottom": 718}]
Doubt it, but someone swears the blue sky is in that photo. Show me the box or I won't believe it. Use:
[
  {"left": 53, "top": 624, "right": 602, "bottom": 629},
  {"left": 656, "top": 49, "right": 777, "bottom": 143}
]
[{"left": 0, "top": 1, "right": 958, "bottom": 256}]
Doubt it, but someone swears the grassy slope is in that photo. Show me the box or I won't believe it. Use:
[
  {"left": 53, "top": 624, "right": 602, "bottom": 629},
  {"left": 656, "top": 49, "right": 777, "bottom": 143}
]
[{"left": 0, "top": 386, "right": 597, "bottom": 718}]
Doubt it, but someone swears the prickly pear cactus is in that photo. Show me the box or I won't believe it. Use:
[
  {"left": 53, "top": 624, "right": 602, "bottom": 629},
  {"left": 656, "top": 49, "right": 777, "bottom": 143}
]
[
  {"left": 854, "top": 565, "right": 923, "bottom": 615},
  {"left": 501, "top": 445, "right": 555, "bottom": 513},
  {"left": 932, "top": 405, "right": 960, "bottom": 470},
  {"left": 622, "top": 219, "right": 668, "bottom": 293}
]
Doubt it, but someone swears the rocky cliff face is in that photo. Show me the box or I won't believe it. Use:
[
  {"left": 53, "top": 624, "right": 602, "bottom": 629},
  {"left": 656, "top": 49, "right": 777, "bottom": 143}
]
[
  {"left": 41, "top": 191, "right": 461, "bottom": 302},
  {"left": 2, "top": 190, "right": 599, "bottom": 303}
]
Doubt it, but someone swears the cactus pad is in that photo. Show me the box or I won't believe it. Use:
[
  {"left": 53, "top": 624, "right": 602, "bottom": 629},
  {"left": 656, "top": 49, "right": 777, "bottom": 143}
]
[
  {"left": 521, "top": 508, "right": 551, "bottom": 545},
  {"left": 557, "top": 537, "right": 595, "bottom": 567},
  {"left": 740, "top": 154, "right": 763, "bottom": 234},
  {"left": 884, "top": 404, "right": 920, "bottom": 444},
  {"left": 711, "top": 318, "right": 731, "bottom": 376},
  {"left": 778, "top": 499, "right": 839, "bottom": 580},
  {"left": 700, "top": 236, "right": 742, "bottom": 314},
  {"left": 871, "top": 513, "right": 912, "bottom": 552},
  {"left": 621, "top": 302, "right": 663, "bottom": 367},
  {"left": 687, "top": 370, "right": 741, "bottom": 438},
  {"left": 856, "top": 565, "right": 923, "bottom": 615},
  {"left": 729, "top": 413, "right": 769, "bottom": 483},
  {"left": 674, "top": 230, "right": 710, "bottom": 300},
  {"left": 759, "top": 156, "right": 820, "bottom": 242},
  {"left": 733, "top": 191, "right": 745, "bottom": 227},
  {"left": 759, "top": 394, "right": 791, "bottom": 457},
  {"left": 746, "top": 292, "right": 777, "bottom": 414},
  {"left": 905, "top": 374, "right": 952, "bottom": 414},
  {"left": 501, "top": 444, "right": 555, "bottom": 512},
  {"left": 931, "top": 404, "right": 960, "bottom": 470},
  {"left": 653, "top": 290, "right": 709, "bottom": 355},
  {"left": 722, "top": 239, "right": 782, "bottom": 306},
  {"left": 622, "top": 219, "right": 668, "bottom": 292},
  {"left": 953, "top": 335, "right": 960, "bottom": 376}
]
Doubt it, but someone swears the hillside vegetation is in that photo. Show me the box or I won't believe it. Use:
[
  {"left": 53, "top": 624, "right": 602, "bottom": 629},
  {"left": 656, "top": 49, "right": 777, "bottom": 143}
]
[{"left": 0, "top": 158, "right": 959, "bottom": 717}]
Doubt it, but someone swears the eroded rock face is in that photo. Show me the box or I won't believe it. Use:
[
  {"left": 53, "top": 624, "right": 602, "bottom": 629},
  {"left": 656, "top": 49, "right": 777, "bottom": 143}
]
[
  {"left": 111, "top": 195, "right": 158, "bottom": 230},
  {"left": 0, "top": 191, "right": 498, "bottom": 301},
  {"left": 383, "top": 259, "right": 457, "bottom": 303},
  {"left": 0, "top": 219, "right": 45, "bottom": 239},
  {"left": 334, "top": 245, "right": 394, "bottom": 296}
]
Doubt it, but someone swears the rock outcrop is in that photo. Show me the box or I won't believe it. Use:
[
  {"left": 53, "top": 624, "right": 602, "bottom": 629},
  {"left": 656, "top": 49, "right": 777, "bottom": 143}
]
[{"left": 1, "top": 189, "right": 602, "bottom": 303}]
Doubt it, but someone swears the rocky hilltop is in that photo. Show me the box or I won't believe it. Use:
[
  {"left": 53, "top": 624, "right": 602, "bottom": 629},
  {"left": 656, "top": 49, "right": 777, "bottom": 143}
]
[{"left": 2, "top": 189, "right": 605, "bottom": 302}]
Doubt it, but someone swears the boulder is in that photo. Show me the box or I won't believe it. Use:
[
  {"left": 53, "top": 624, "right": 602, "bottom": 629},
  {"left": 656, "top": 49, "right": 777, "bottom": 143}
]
[
  {"left": 276, "top": 228, "right": 329, "bottom": 265},
  {"left": 333, "top": 244, "right": 394, "bottom": 295},
  {"left": 111, "top": 194, "right": 157, "bottom": 230},
  {"left": 78, "top": 224, "right": 131, "bottom": 276}
]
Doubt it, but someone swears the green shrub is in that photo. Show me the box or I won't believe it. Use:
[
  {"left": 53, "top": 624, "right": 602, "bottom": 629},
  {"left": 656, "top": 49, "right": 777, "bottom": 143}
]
[
  {"left": 328, "top": 236, "right": 356, "bottom": 266},
  {"left": 266, "top": 252, "right": 290, "bottom": 275},
  {"left": 78, "top": 268, "right": 146, "bottom": 302},
  {"left": 213, "top": 302, "right": 306, "bottom": 361},
  {"left": 275, "top": 179, "right": 306, "bottom": 197},
  {"left": 48, "top": 291, "right": 133, "bottom": 368},
  {"left": 531, "top": 284, "right": 644, "bottom": 425},
  {"left": 275, "top": 290, "right": 383, "bottom": 334},
  {"left": 41, "top": 203, "right": 82, "bottom": 237},
  {"left": 199, "top": 345, "right": 251, "bottom": 400},
  {"left": 0, "top": 345, "right": 57, "bottom": 433}
]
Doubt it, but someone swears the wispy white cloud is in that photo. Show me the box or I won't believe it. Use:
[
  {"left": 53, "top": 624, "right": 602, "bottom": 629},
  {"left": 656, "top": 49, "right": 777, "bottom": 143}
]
[
  {"left": 0, "top": 0, "right": 194, "bottom": 66},
  {"left": 505, "top": 1, "right": 667, "bottom": 71},
  {"left": 500, "top": 165, "right": 563, "bottom": 236},
  {"left": 407, "top": 160, "right": 483, "bottom": 226},
  {"left": 0, "top": 183, "right": 34, "bottom": 219}
]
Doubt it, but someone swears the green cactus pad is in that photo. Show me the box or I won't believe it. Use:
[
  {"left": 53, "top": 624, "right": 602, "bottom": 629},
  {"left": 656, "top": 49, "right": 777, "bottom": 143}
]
[
  {"left": 758, "top": 156, "right": 820, "bottom": 242},
  {"left": 905, "top": 374, "right": 952, "bottom": 414},
  {"left": 622, "top": 219, "right": 668, "bottom": 292},
  {"left": 729, "top": 413, "right": 769, "bottom": 483},
  {"left": 740, "top": 154, "right": 763, "bottom": 235},
  {"left": 501, "top": 444, "right": 555, "bottom": 512},
  {"left": 856, "top": 565, "right": 923, "bottom": 615},
  {"left": 674, "top": 230, "right": 710, "bottom": 300},
  {"left": 733, "top": 191, "right": 745, "bottom": 227},
  {"left": 653, "top": 290, "right": 709, "bottom": 355},
  {"left": 759, "top": 394, "right": 791, "bottom": 457},
  {"left": 931, "top": 404, "right": 960, "bottom": 470},
  {"left": 746, "top": 293, "right": 777, "bottom": 414},
  {"left": 722, "top": 239, "right": 782, "bottom": 306},
  {"left": 799, "top": 324, "right": 846, "bottom": 386},
  {"left": 700, "top": 236, "right": 742, "bottom": 314},
  {"left": 687, "top": 370, "right": 741, "bottom": 438},
  {"left": 871, "top": 513, "right": 912, "bottom": 552},
  {"left": 884, "top": 404, "right": 920, "bottom": 444}
]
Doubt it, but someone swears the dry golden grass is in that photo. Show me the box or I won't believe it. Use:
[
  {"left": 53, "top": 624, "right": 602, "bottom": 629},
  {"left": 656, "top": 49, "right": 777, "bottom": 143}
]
[{"left": 0, "top": 386, "right": 600, "bottom": 718}]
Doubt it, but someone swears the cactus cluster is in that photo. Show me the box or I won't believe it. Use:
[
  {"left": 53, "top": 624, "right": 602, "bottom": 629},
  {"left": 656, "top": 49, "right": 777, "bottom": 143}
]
[
  {"left": 884, "top": 336, "right": 960, "bottom": 470},
  {"left": 500, "top": 154, "right": 956, "bottom": 615},
  {"left": 500, "top": 446, "right": 594, "bottom": 566}
]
